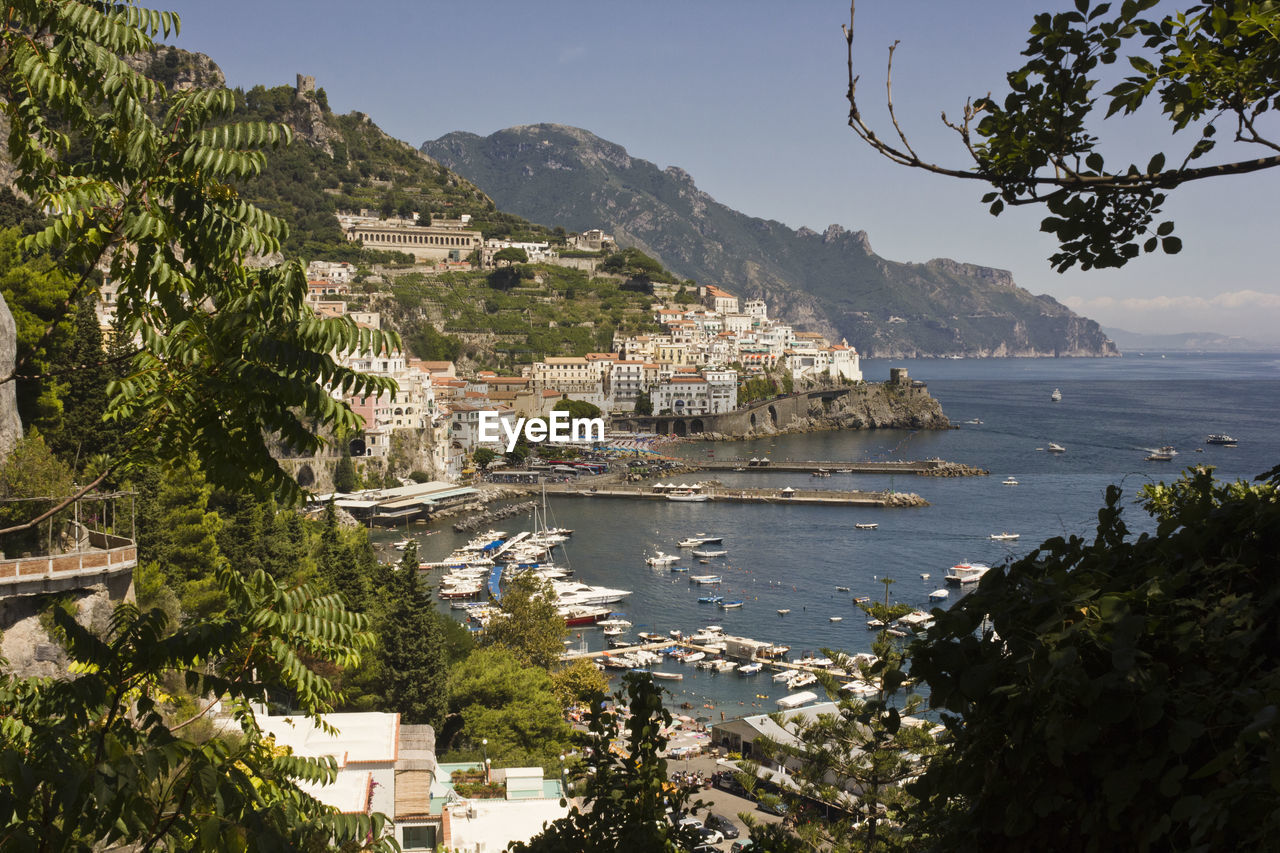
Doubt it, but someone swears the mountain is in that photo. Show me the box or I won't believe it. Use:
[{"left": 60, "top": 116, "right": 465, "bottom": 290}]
[
  {"left": 423, "top": 124, "right": 1118, "bottom": 358},
  {"left": 1101, "top": 327, "right": 1276, "bottom": 353}
]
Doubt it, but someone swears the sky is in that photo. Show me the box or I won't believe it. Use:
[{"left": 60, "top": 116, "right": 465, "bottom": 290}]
[{"left": 165, "top": 0, "right": 1279, "bottom": 342}]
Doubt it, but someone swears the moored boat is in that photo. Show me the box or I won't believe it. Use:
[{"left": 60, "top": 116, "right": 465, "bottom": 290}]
[
  {"left": 944, "top": 561, "right": 991, "bottom": 585},
  {"left": 1206, "top": 433, "right": 1238, "bottom": 445},
  {"left": 1002, "top": 476, "right": 1019, "bottom": 486},
  {"left": 691, "top": 548, "right": 727, "bottom": 558},
  {"left": 719, "top": 600, "right": 744, "bottom": 609},
  {"left": 738, "top": 662, "right": 764, "bottom": 675},
  {"left": 689, "top": 574, "right": 722, "bottom": 584},
  {"left": 929, "top": 588, "right": 949, "bottom": 601},
  {"left": 1047, "top": 442, "right": 1066, "bottom": 453}
]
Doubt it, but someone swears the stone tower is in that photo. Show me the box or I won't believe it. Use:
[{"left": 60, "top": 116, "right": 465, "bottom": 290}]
[{"left": 296, "top": 74, "right": 316, "bottom": 98}]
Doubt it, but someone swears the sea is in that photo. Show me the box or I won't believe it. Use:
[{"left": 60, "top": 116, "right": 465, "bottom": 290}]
[{"left": 400, "top": 353, "right": 1280, "bottom": 722}]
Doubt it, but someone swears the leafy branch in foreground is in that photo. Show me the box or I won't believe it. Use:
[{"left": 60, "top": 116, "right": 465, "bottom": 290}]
[
  {"left": 844, "top": 0, "right": 1280, "bottom": 270},
  {"left": 0, "top": 566, "right": 395, "bottom": 852},
  {"left": 0, "top": 0, "right": 400, "bottom": 504}
]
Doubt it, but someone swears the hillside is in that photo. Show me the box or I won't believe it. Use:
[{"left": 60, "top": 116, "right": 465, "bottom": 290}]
[{"left": 423, "top": 124, "right": 1119, "bottom": 358}]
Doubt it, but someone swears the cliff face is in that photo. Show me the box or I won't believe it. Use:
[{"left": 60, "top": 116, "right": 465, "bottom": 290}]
[{"left": 423, "top": 124, "right": 1119, "bottom": 358}]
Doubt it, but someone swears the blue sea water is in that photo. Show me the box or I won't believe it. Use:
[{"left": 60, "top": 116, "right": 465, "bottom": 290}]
[{"left": 412, "top": 354, "right": 1280, "bottom": 720}]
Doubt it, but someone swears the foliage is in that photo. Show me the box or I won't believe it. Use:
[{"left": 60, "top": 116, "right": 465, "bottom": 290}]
[
  {"left": 0, "top": 433, "right": 76, "bottom": 558},
  {"left": 908, "top": 467, "right": 1280, "bottom": 852},
  {"left": 146, "top": 459, "right": 226, "bottom": 619},
  {"left": 52, "top": 296, "right": 111, "bottom": 465},
  {"left": 633, "top": 390, "right": 653, "bottom": 415},
  {"left": 0, "top": 1, "right": 399, "bottom": 507},
  {"left": 445, "top": 646, "right": 571, "bottom": 772},
  {"left": 600, "top": 247, "right": 676, "bottom": 283},
  {"left": 845, "top": 0, "right": 1280, "bottom": 270},
  {"left": 483, "top": 572, "right": 568, "bottom": 670},
  {"left": 510, "top": 673, "right": 708, "bottom": 853},
  {"left": 472, "top": 447, "right": 498, "bottom": 471},
  {"left": 552, "top": 398, "right": 603, "bottom": 421},
  {"left": 550, "top": 658, "right": 610, "bottom": 708},
  {"left": 377, "top": 543, "right": 448, "bottom": 727},
  {"left": 493, "top": 246, "right": 530, "bottom": 264},
  {"left": 333, "top": 452, "right": 358, "bottom": 493},
  {"left": 0, "top": 565, "right": 394, "bottom": 852}
]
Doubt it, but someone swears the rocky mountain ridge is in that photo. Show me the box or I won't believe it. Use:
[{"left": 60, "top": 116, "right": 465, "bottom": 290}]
[{"left": 423, "top": 124, "right": 1118, "bottom": 358}]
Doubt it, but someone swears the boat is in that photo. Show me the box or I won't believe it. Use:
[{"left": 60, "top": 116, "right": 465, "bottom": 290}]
[
  {"left": 1002, "top": 476, "right": 1019, "bottom": 486},
  {"left": 1206, "top": 433, "right": 1238, "bottom": 445},
  {"left": 636, "top": 631, "right": 665, "bottom": 642},
  {"left": 854, "top": 596, "right": 871, "bottom": 604},
  {"left": 1156, "top": 445, "right": 1178, "bottom": 456},
  {"left": 1047, "top": 443, "right": 1066, "bottom": 453},
  {"left": 772, "top": 670, "right": 797, "bottom": 683},
  {"left": 776, "top": 690, "right": 819, "bottom": 710},
  {"left": 645, "top": 551, "right": 678, "bottom": 566},
  {"left": 990, "top": 532, "right": 1020, "bottom": 541},
  {"left": 649, "top": 671, "right": 684, "bottom": 681},
  {"left": 689, "top": 575, "right": 722, "bottom": 584},
  {"left": 718, "top": 600, "right": 744, "bottom": 609},
  {"left": 964, "top": 418, "right": 983, "bottom": 425},
  {"left": 1145, "top": 452, "right": 1174, "bottom": 462},
  {"left": 944, "top": 561, "right": 992, "bottom": 585},
  {"left": 392, "top": 538, "right": 413, "bottom": 550},
  {"left": 866, "top": 619, "right": 885, "bottom": 629},
  {"left": 829, "top": 616, "right": 843, "bottom": 622},
  {"left": 811, "top": 469, "right": 832, "bottom": 478},
  {"left": 928, "top": 589, "right": 949, "bottom": 601},
  {"left": 602, "top": 626, "right": 625, "bottom": 637},
  {"left": 691, "top": 548, "right": 728, "bottom": 558},
  {"left": 681, "top": 651, "right": 706, "bottom": 663},
  {"left": 667, "top": 489, "right": 709, "bottom": 502},
  {"left": 697, "top": 595, "right": 723, "bottom": 604},
  {"left": 677, "top": 535, "right": 723, "bottom": 547},
  {"left": 854, "top": 522, "right": 879, "bottom": 530},
  {"left": 669, "top": 565, "right": 689, "bottom": 573},
  {"left": 738, "top": 662, "right": 764, "bottom": 675},
  {"left": 776, "top": 608, "right": 790, "bottom": 615},
  {"left": 835, "top": 586, "right": 850, "bottom": 592},
  {"left": 1050, "top": 388, "right": 1062, "bottom": 402}
]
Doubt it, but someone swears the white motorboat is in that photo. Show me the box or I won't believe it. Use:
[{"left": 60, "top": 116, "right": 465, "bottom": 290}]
[
  {"left": 689, "top": 574, "right": 722, "bottom": 585},
  {"left": 944, "top": 562, "right": 992, "bottom": 585},
  {"left": 718, "top": 600, "right": 744, "bottom": 609},
  {"left": 681, "top": 651, "right": 706, "bottom": 663},
  {"left": 738, "top": 662, "right": 764, "bottom": 675},
  {"left": 650, "top": 671, "right": 684, "bottom": 681},
  {"left": 1206, "top": 433, "right": 1238, "bottom": 445},
  {"left": 645, "top": 551, "right": 678, "bottom": 566},
  {"left": 678, "top": 535, "right": 723, "bottom": 547},
  {"left": 990, "top": 532, "right": 1020, "bottom": 541},
  {"left": 829, "top": 616, "right": 843, "bottom": 622},
  {"left": 787, "top": 672, "right": 818, "bottom": 689},
  {"left": 1050, "top": 388, "right": 1062, "bottom": 402},
  {"left": 772, "top": 669, "right": 797, "bottom": 683},
  {"left": 854, "top": 522, "right": 879, "bottom": 530},
  {"left": 1002, "top": 476, "right": 1019, "bottom": 486},
  {"left": 602, "top": 626, "right": 625, "bottom": 637},
  {"left": 1047, "top": 443, "right": 1066, "bottom": 453},
  {"left": 928, "top": 588, "right": 949, "bottom": 601},
  {"left": 667, "top": 490, "right": 709, "bottom": 502},
  {"left": 776, "top": 608, "right": 790, "bottom": 615},
  {"left": 691, "top": 548, "right": 727, "bottom": 558}
]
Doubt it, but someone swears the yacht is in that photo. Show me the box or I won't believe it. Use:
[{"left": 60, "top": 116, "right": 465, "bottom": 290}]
[
  {"left": 1050, "top": 388, "right": 1063, "bottom": 402},
  {"left": 1047, "top": 443, "right": 1066, "bottom": 453},
  {"left": 944, "top": 562, "right": 992, "bottom": 585},
  {"left": 551, "top": 580, "right": 632, "bottom": 606},
  {"left": 1206, "top": 433, "right": 1238, "bottom": 445},
  {"left": 1002, "top": 476, "right": 1019, "bottom": 486},
  {"left": 677, "top": 535, "right": 723, "bottom": 547},
  {"left": 990, "top": 532, "right": 1020, "bottom": 541},
  {"left": 1146, "top": 451, "right": 1174, "bottom": 462}
]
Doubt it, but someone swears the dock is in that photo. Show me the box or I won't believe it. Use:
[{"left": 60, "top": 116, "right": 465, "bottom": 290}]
[
  {"left": 692, "top": 459, "right": 985, "bottom": 476},
  {"left": 543, "top": 483, "right": 927, "bottom": 507},
  {"left": 561, "top": 640, "right": 874, "bottom": 688}
]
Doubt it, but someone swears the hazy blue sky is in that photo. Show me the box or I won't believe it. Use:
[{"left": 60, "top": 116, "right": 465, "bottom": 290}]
[{"left": 166, "top": 1, "right": 1278, "bottom": 341}]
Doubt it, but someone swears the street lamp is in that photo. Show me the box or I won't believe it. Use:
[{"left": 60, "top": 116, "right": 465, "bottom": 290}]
[{"left": 482, "top": 738, "right": 489, "bottom": 783}]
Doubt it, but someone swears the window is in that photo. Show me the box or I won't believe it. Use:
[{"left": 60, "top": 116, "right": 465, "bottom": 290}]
[{"left": 402, "top": 825, "right": 437, "bottom": 849}]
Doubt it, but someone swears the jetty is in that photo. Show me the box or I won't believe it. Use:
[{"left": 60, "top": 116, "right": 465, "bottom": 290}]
[
  {"left": 542, "top": 483, "right": 927, "bottom": 507},
  {"left": 692, "top": 459, "right": 986, "bottom": 476}
]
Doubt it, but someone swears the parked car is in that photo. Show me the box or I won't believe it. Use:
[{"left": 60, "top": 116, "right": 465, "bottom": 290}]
[
  {"left": 756, "top": 796, "right": 789, "bottom": 817},
  {"left": 705, "top": 812, "right": 740, "bottom": 839},
  {"left": 690, "top": 845, "right": 719, "bottom": 853},
  {"left": 730, "top": 842, "right": 755, "bottom": 853},
  {"left": 697, "top": 827, "right": 725, "bottom": 845},
  {"left": 711, "top": 770, "right": 747, "bottom": 796},
  {"left": 676, "top": 816, "right": 703, "bottom": 832}
]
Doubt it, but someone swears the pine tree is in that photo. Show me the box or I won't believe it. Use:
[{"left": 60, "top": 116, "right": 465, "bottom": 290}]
[
  {"left": 378, "top": 542, "right": 447, "bottom": 727},
  {"left": 316, "top": 498, "right": 366, "bottom": 610},
  {"left": 150, "top": 459, "right": 225, "bottom": 618},
  {"left": 333, "top": 451, "right": 357, "bottom": 493},
  {"left": 52, "top": 295, "right": 109, "bottom": 466}
]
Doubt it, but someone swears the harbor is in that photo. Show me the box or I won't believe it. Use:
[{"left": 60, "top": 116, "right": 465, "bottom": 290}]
[
  {"left": 689, "top": 458, "right": 986, "bottom": 476},
  {"left": 542, "top": 482, "right": 928, "bottom": 507}
]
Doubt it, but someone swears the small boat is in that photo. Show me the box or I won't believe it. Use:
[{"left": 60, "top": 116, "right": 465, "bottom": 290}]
[
  {"left": 854, "top": 522, "right": 879, "bottom": 530},
  {"left": 669, "top": 565, "right": 689, "bottom": 573},
  {"left": 990, "top": 532, "right": 1020, "bottom": 541},
  {"left": 682, "top": 651, "right": 706, "bottom": 663},
  {"left": 1145, "top": 452, "right": 1174, "bottom": 462},
  {"left": 836, "top": 468, "right": 854, "bottom": 474},
  {"left": 738, "top": 662, "right": 764, "bottom": 675},
  {"left": 1002, "top": 476, "right": 1019, "bottom": 486},
  {"left": 835, "top": 586, "right": 850, "bottom": 592},
  {"left": 646, "top": 551, "right": 678, "bottom": 566},
  {"left": 691, "top": 548, "right": 727, "bottom": 558},
  {"left": 602, "top": 626, "right": 626, "bottom": 636},
  {"left": 1050, "top": 388, "right": 1062, "bottom": 402},
  {"left": 698, "top": 595, "right": 723, "bottom": 604},
  {"left": 1047, "top": 443, "right": 1066, "bottom": 453},
  {"left": 772, "top": 670, "right": 796, "bottom": 683},
  {"left": 918, "top": 575, "right": 929, "bottom": 581},
  {"left": 667, "top": 490, "right": 709, "bottom": 502},
  {"left": 650, "top": 671, "right": 684, "bottom": 681},
  {"left": 928, "top": 588, "right": 949, "bottom": 601},
  {"left": 776, "top": 608, "right": 790, "bottom": 615},
  {"left": 866, "top": 619, "right": 884, "bottom": 629},
  {"left": 1206, "top": 433, "right": 1238, "bottom": 445},
  {"left": 1156, "top": 445, "right": 1178, "bottom": 456},
  {"left": 829, "top": 616, "right": 843, "bottom": 622},
  {"left": 677, "top": 535, "right": 723, "bottom": 547},
  {"left": 945, "top": 561, "right": 992, "bottom": 585},
  {"left": 392, "top": 539, "right": 413, "bottom": 550},
  {"left": 697, "top": 559, "right": 710, "bottom": 564},
  {"left": 964, "top": 418, "right": 983, "bottom": 425},
  {"left": 787, "top": 672, "right": 818, "bottom": 688},
  {"left": 854, "top": 596, "right": 871, "bottom": 604},
  {"left": 719, "top": 600, "right": 744, "bottom": 609},
  {"left": 689, "top": 575, "right": 722, "bottom": 584}
]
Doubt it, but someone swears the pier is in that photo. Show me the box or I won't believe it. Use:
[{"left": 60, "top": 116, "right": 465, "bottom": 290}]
[
  {"left": 560, "top": 640, "right": 874, "bottom": 688},
  {"left": 543, "top": 483, "right": 927, "bottom": 507},
  {"left": 690, "top": 458, "right": 986, "bottom": 476}
]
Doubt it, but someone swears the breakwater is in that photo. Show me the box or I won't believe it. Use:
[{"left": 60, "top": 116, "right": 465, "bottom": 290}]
[
  {"left": 692, "top": 459, "right": 986, "bottom": 476},
  {"left": 452, "top": 499, "right": 537, "bottom": 533},
  {"left": 543, "top": 483, "right": 927, "bottom": 508}
]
